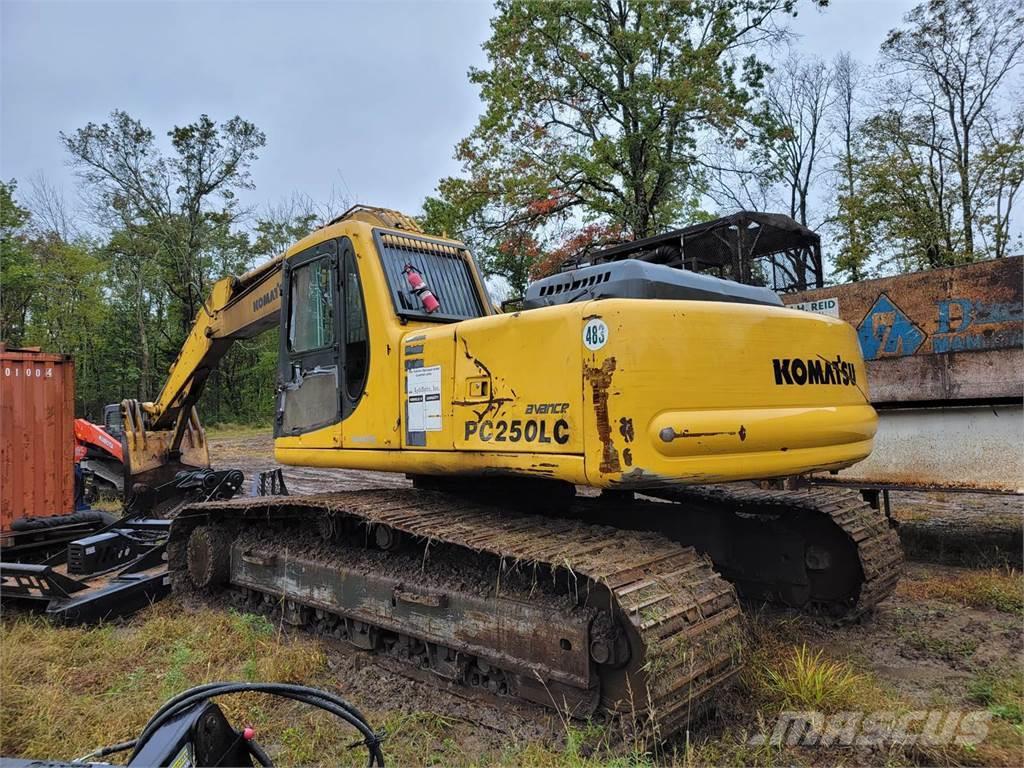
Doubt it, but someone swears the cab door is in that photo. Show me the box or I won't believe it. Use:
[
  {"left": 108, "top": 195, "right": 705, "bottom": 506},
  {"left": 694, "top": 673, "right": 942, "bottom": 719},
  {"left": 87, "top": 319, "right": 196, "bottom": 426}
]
[{"left": 275, "top": 238, "right": 343, "bottom": 438}]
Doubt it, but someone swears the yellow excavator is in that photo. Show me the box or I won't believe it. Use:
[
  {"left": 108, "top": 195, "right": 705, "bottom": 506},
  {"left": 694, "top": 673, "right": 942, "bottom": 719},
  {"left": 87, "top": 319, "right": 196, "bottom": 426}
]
[{"left": 122, "top": 206, "right": 901, "bottom": 737}]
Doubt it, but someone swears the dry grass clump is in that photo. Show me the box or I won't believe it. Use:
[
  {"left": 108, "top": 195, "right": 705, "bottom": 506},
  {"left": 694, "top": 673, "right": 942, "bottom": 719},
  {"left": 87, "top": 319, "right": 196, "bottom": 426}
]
[
  {"left": 761, "top": 644, "right": 864, "bottom": 713},
  {"left": 898, "top": 567, "right": 1024, "bottom": 614},
  {"left": 739, "top": 614, "right": 890, "bottom": 717}
]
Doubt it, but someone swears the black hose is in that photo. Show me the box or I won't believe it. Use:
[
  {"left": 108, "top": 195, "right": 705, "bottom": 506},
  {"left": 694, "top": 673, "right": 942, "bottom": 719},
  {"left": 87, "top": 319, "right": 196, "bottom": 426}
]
[
  {"left": 247, "top": 738, "right": 274, "bottom": 767},
  {"left": 125, "top": 682, "right": 384, "bottom": 767},
  {"left": 141, "top": 681, "right": 375, "bottom": 740}
]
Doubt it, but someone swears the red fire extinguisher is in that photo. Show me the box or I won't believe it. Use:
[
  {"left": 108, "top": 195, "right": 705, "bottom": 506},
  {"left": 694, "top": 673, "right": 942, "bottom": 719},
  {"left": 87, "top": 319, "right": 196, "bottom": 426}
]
[{"left": 403, "top": 264, "right": 440, "bottom": 313}]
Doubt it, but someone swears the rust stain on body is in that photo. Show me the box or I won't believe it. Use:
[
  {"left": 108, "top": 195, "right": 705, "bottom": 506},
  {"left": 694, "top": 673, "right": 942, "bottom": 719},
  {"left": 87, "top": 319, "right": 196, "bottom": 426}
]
[
  {"left": 584, "top": 357, "right": 620, "bottom": 474},
  {"left": 618, "top": 417, "right": 635, "bottom": 442}
]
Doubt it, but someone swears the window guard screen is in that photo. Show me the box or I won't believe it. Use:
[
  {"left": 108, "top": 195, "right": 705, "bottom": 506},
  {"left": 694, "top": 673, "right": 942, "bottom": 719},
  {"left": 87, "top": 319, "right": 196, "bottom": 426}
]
[{"left": 374, "top": 231, "right": 485, "bottom": 321}]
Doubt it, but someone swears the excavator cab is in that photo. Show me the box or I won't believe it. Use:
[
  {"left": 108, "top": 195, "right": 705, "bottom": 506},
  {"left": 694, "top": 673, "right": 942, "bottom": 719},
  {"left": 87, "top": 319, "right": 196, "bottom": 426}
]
[{"left": 274, "top": 227, "right": 488, "bottom": 438}]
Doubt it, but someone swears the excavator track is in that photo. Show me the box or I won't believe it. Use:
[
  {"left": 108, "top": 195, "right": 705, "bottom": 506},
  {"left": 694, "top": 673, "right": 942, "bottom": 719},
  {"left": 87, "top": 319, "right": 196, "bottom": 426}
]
[
  {"left": 637, "top": 484, "right": 903, "bottom": 619},
  {"left": 168, "top": 489, "right": 744, "bottom": 740}
]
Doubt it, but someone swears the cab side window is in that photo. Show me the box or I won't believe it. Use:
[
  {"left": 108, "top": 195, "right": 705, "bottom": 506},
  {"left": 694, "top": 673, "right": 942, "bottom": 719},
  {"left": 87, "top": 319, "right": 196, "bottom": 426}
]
[{"left": 343, "top": 249, "right": 369, "bottom": 402}]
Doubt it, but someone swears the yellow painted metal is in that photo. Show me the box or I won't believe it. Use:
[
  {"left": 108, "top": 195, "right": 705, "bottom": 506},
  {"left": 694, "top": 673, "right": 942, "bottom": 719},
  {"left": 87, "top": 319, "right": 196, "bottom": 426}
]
[
  {"left": 121, "top": 400, "right": 209, "bottom": 482},
  {"left": 575, "top": 300, "right": 875, "bottom": 487},
  {"left": 128, "top": 204, "right": 877, "bottom": 493},
  {"left": 274, "top": 281, "right": 875, "bottom": 488}
]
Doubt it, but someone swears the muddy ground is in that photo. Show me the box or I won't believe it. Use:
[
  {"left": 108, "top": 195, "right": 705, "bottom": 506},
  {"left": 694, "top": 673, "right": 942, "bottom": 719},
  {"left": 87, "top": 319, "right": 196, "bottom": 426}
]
[{"left": 197, "top": 429, "right": 1023, "bottom": 764}]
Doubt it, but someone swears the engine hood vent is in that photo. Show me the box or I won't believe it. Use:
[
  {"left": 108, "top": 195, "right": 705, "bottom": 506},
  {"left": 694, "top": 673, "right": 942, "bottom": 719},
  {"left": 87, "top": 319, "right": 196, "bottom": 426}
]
[{"left": 524, "top": 259, "right": 783, "bottom": 309}]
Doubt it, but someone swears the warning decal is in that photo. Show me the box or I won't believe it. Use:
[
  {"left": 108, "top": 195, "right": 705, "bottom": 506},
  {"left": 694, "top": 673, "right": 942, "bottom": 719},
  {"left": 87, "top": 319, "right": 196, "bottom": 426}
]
[{"left": 407, "top": 365, "right": 442, "bottom": 432}]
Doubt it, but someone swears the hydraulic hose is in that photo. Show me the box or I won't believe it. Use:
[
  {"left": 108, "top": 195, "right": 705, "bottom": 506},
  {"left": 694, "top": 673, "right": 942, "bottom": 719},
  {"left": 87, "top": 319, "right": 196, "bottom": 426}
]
[{"left": 107, "top": 682, "right": 384, "bottom": 767}]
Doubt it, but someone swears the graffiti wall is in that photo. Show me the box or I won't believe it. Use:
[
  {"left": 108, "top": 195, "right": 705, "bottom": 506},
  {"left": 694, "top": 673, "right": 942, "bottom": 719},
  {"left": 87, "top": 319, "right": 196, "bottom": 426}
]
[{"left": 784, "top": 256, "right": 1023, "bottom": 404}]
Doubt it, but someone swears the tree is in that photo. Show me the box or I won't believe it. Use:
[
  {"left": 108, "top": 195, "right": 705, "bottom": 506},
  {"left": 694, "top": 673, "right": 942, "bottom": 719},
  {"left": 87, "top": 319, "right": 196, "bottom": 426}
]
[
  {"left": 881, "top": 0, "right": 1024, "bottom": 260},
  {"left": 764, "top": 51, "right": 835, "bottom": 227},
  {"left": 430, "top": 0, "right": 825, "bottom": 292},
  {"left": 829, "top": 52, "right": 881, "bottom": 280},
  {"left": 24, "top": 173, "right": 79, "bottom": 242},
  {"left": 21, "top": 234, "right": 110, "bottom": 414},
  {"left": 251, "top": 193, "right": 324, "bottom": 259},
  {"left": 60, "top": 111, "right": 266, "bottom": 399},
  {"left": 0, "top": 180, "right": 36, "bottom": 344},
  {"left": 858, "top": 99, "right": 961, "bottom": 269},
  {"left": 62, "top": 112, "right": 265, "bottom": 334},
  {"left": 975, "top": 103, "right": 1024, "bottom": 258}
]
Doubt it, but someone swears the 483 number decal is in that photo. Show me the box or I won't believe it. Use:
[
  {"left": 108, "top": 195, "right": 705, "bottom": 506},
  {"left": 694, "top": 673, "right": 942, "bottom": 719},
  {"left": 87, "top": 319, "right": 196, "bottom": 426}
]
[{"left": 583, "top": 318, "right": 608, "bottom": 351}]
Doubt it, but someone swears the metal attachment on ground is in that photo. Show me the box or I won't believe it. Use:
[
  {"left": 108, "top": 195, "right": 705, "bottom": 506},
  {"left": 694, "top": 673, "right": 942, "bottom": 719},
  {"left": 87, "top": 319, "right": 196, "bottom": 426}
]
[{"left": 255, "top": 468, "right": 288, "bottom": 497}]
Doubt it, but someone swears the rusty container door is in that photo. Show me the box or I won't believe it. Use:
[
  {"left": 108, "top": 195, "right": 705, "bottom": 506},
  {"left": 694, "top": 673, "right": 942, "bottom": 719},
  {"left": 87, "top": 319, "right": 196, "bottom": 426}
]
[{"left": 0, "top": 346, "right": 76, "bottom": 530}]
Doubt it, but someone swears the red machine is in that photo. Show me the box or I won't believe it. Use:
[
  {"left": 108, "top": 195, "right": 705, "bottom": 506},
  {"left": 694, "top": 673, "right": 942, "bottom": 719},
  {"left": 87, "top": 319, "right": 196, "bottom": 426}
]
[
  {"left": 74, "top": 417, "right": 124, "bottom": 497},
  {"left": 74, "top": 418, "right": 123, "bottom": 463}
]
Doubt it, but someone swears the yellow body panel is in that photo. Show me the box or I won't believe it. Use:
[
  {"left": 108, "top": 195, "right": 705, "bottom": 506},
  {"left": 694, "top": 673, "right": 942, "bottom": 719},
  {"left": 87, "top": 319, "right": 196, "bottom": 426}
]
[
  {"left": 124, "top": 204, "right": 876, "bottom": 492},
  {"left": 577, "top": 299, "right": 874, "bottom": 487},
  {"left": 274, "top": 224, "right": 876, "bottom": 489}
]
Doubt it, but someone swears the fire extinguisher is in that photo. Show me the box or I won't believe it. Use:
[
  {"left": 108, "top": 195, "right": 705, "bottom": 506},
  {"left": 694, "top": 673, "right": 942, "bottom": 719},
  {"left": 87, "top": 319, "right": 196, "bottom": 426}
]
[{"left": 403, "top": 264, "right": 440, "bottom": 313}]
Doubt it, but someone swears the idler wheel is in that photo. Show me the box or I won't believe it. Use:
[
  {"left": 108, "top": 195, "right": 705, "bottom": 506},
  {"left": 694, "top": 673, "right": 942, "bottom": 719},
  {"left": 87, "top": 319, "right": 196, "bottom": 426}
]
[{"left": 186, "top": 525, "right": 231, "bottom": 589}]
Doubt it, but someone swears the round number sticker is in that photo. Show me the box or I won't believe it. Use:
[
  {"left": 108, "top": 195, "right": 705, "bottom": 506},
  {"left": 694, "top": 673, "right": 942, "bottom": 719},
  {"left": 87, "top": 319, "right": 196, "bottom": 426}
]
[{"left": 583, "top": 318, "right": 609, "bottom": 351}]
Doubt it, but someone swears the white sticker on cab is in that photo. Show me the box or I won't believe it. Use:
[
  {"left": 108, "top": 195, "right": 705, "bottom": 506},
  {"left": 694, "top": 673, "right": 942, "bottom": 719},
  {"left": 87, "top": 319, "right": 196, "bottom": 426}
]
[{"left": 407, "top": 365, "right": 443, "bottom": 432}]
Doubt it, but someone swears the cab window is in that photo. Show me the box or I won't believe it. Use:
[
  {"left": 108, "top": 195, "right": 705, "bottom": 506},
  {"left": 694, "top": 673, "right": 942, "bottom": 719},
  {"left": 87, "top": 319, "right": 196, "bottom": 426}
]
[
  {"left": 288, "top": 257, "right": 335, "bottom": 352},
  {"left": 343, "top": 249, "right": 369, "bottom": 401}
]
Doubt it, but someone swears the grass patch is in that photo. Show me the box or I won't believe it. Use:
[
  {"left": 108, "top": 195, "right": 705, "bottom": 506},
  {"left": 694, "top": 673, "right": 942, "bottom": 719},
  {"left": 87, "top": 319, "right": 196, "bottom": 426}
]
[
  {"left": 0, "top": 604, "right": 326, "bottom": 762},
  {"left": 740, "top": 614, "right": 894, "bottom": 717},
  {"left": 968, "top": 669, "right": 1024, "bottom": 726},
  {"left": 2, "top": 602, "right": 1018, "bottom": 766},
  {"left": 898, "top": 568, "right": 1024, "bottom": 614},
  {"left": 0, "top": 605, "right": 648, "bottom": 767},
  {"left": 205, "top": 422, "right": 271, "bottom": 439},
  {"left": 962, "top": 668, "right": 1024, "bottom": 767},
  {"left": 761, "top": 644, "right": 864, "bottom": 712}
]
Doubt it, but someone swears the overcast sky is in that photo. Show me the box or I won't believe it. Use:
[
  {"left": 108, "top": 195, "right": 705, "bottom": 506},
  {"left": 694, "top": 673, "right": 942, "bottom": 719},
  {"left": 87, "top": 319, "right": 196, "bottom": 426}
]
[{"left": 2, "top": 0, "right": 919, "bottom": 224}]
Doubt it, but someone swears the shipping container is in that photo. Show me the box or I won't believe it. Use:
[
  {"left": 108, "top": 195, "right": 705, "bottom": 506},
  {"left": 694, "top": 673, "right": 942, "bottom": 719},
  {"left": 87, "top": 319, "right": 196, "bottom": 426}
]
[{"left": 0, "top": 345, "right": 76, "bottom": 531}]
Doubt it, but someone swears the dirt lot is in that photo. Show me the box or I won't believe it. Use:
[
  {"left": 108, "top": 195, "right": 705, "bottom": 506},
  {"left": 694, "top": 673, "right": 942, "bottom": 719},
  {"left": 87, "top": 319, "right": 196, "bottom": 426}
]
[{"left": 1, "top": 427, "right": 1021, "bottom": 766}]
